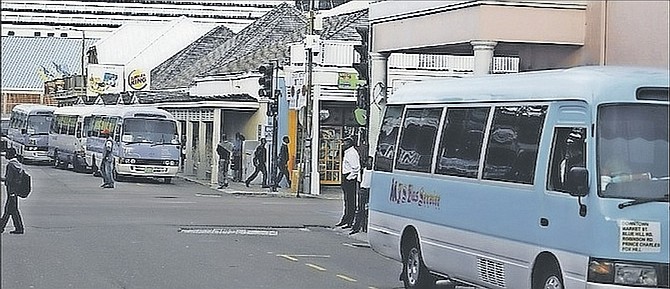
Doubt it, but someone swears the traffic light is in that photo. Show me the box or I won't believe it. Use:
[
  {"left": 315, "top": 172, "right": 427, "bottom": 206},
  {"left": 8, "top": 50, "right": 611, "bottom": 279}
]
[
  {"left": 266, "top": 89, "right": 280, "bottom": 117},
  {"left": 258, "top": 63, "right": 274, "bottom": 98},
  {"left": 356, "top": 84, "right": 368, "bottom": 110},
  {"left": 353, "top": 26, "right": 369, "bottom": 81}
]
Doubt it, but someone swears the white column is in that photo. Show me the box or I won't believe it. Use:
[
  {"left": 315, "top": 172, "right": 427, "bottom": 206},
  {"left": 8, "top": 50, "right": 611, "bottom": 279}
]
[
  {"left": 184, "top": 120, "right": 195, "bottom": 175},
  {"left": 211, "top": 108, "right": 223, "bottom": 185},
  {"left": 368, "top": 52, "right": 390, "bottom": 158},
  {"left": 197, "top": 119, "right": 207, "bottom": 180},
  {"left": 309, "top": 85, "right": 321, "bottom": 195},
  {"left": 470, "top": 40, "right": 497, "bottom": 76}
]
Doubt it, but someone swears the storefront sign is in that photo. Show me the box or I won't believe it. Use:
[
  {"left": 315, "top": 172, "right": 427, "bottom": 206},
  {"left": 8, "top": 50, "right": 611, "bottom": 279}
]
[
  {"left": 87, "top": 64, "right": 124, "bottom": 96},
  {"left": 337, "top": 72, "right": 359, "bottom": 89},
  {"left": 127, "top": 68, "right": 149, "bottom": 91}
]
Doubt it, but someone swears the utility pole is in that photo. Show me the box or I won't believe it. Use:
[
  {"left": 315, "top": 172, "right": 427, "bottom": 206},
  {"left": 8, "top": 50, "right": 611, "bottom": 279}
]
[{"left": 299, "top": 1, "right": 315, "bottom": 195}]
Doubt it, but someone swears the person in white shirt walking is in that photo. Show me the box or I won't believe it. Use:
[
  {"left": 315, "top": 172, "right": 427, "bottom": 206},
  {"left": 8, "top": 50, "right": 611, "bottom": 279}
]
[
  {"left": 350, "top": 156, "right": 373, "bottom": 235},
  {"left": 336, "top": 137, "right": 360, "bottom": 229}
]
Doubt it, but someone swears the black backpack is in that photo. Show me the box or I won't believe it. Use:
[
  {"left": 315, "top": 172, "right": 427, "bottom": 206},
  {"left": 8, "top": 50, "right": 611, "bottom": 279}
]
[{"left": 16, "top": 168, "right": 31, "bottom": 198}]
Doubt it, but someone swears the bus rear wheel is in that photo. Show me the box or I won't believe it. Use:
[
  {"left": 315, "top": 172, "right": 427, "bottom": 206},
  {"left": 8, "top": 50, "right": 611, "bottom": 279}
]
[{"left": 401, "top": 236, "right": 434, "bottom": 289}]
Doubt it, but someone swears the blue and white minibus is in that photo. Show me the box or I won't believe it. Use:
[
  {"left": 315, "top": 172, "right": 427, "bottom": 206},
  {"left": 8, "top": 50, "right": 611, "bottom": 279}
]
[
  {"left": 7, "top": 104, "right": 55, "bottom": 163},
  {"left": 84, "top": 106, "right": 180, "bottom": 183},
  {"left": 49, "top": 105, "right": 101, "bottom": 172},
  {"left": 368, "top": 66, "right": 669, "bottom": 289}
]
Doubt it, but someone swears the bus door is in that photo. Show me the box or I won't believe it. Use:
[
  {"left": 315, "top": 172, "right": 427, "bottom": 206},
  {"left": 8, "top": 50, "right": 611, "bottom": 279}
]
[{"left": 541, "top": 101, "right": 591, "bottom": 252}]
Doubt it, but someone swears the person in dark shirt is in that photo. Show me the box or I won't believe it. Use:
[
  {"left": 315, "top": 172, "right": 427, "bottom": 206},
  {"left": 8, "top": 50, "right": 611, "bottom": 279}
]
[
  {"left": 1, "top": 148, "right": 25, "bottom": 234},
  {"left": 245, "top": 138, "right": 268, "bottom": 188},
  {"left": 275, "top": 136, "right": 291, "bottom": 189}
]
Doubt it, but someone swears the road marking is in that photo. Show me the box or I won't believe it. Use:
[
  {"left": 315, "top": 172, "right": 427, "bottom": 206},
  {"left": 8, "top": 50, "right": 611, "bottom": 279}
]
[
  {"left": 179, "top": 228, "right": 278, "bottom": 236},
  {"left": 336, "top": 274, "right": 357, "bottom": 282},
  {"left": 277, "top": 254, "right": 298, "bottom": 262},
  {"left": 291, "top": 254, "right": 330, "bottom": 258},
  {"left": 305, "top": 263, "right": 326, "bottom": 271}
]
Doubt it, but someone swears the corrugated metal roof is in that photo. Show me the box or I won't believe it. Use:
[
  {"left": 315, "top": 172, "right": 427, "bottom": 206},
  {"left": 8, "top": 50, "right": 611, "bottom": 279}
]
[
  {"left": 1, "top": 36, "right": 98, "bottom": 91},
  {"left": 320, "top": 9, "right": 368, "bottom": 41}
]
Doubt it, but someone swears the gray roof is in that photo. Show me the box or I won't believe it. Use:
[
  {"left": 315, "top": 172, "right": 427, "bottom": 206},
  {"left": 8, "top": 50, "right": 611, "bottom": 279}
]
[
  {"left": 151, "top": 3, "right": 307, "bottom": 90},
  {"left": 150, "top": 25, "right": 235, "bottom": 90},
  {"left": 319, "top": 9, "right": 368, "bottom": 41},
  {"left": 1, "top": 36, "right": 98, "bottom": 91}
]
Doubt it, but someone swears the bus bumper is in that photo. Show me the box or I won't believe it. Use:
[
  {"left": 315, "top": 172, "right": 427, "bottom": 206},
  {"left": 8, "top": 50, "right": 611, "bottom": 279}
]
[
  {"left": 116, "top": 164, "right": 178, "bottom": 178},
  {"left": 23, "top": 150, "right": 51, "bottom": 162}
]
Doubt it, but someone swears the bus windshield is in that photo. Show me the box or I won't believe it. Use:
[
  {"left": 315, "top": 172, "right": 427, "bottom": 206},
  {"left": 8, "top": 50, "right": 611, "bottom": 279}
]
[
  {"left": 122, "top": 118, "right": 178, "bottom": 144},
  {"left": 598, "top": 104, "right": 669, "bottom": 200},
  {"left": 27, "top": 115, "right": 53, "bottom": 134}
]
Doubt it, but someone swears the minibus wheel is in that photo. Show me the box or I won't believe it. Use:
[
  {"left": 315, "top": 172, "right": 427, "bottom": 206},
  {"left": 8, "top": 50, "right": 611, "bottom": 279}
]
[
  {"left": 532, "top": 258, "right": 564, "bottom": 289},
  {"left": 401, "top": 236, "right": 434, "bottom": 289}
]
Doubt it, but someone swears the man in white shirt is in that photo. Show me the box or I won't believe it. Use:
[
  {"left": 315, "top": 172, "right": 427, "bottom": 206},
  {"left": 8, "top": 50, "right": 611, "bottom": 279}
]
[{"left": 336, "top": 137, "right": 360, "bottom": 228}]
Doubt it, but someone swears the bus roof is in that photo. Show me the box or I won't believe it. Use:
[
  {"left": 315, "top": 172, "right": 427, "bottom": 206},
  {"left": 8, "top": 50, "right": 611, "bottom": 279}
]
[
  {"left": 389, "top": 66, "right": 669, "bottom": 105},
  {"left": 53, "top": 105, "right": 105, "bottom": 116},
  {"left": 12, "top": 104, "right": 56, "bottom": 114},
  {"left": 88, "top": 106, "right": 176, "bottom": 120}
]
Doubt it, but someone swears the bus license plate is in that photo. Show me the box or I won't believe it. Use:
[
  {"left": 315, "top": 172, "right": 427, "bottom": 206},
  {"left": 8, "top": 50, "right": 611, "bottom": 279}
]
[{"left": 145, "top": 167, "right": 153, "bottom": 173}]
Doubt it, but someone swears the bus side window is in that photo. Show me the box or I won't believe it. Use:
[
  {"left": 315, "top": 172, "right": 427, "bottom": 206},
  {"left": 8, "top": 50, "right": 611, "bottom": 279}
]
[
  {"left": 436, "top": 107, "right": 490, "bottom": 178},
  {"left": 374, "top": 105, "right": 404, "bottom": 172},
  {"left": 483, "top": 105, "right": 548, "bottom": 184},
  {"left": 395, "top": 107, "right": 443, "bottom": 173},
  {"left": 547, "top": 127, "right": 586, "bottom": 193}
]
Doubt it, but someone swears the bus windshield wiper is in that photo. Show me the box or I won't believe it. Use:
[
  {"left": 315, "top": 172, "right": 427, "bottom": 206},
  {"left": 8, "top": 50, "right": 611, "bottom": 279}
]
[{"left": 618, "top": 194, "right": 669, "bottom": 209}]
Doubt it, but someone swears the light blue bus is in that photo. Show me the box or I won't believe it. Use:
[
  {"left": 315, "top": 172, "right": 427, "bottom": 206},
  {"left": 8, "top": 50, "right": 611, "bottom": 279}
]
[
  {"left": 84, "top": 106, "right": 181, "bottom": 183},
  {"left": 7, "top": 104, "right": 55, "bottom": 163},
  {"left": 368, "top": 66, "right": 669, "bottom": 289},
  {"left": 49, "top": 105, "right": 101, "bottom": 172}
]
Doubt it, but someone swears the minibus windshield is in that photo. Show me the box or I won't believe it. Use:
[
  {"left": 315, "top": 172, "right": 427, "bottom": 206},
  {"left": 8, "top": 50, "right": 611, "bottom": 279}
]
[
  {"left": 27, "top": 115, "right": 52, "bottom": 134},
  {"left": 122, "top": 118, "right": 178, "bottom": 144},
  {"left": 598, "top": 103, "right": 669, "bottom": 201}
]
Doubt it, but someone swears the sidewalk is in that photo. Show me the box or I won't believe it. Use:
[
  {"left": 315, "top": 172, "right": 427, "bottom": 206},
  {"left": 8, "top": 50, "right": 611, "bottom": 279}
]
[{"left": 177, "top": 173, "right": 343, "bottom": 200}]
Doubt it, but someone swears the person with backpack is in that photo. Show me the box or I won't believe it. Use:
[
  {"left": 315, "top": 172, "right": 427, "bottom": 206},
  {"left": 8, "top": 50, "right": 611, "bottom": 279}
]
[{"left": 1, "top": 148, "right": 26, "bottom": 234}]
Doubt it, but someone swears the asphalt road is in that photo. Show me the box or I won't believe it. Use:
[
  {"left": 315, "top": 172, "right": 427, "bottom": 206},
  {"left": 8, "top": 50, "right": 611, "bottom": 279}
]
[{"left": 1, "top": 159, "right": 409, "bottom": 289}]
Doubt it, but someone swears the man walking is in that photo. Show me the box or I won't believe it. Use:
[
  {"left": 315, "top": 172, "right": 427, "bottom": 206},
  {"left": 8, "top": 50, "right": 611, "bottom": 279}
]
[
  {"left": 245, "top": 138, "right": 268, "bottom": 188},
  {"left": 336, "top": 137, "right": 360, "bottom": 229},
  {"left": 100, "top": 134, "right": 115, "bottom": 188},
  {"left": 216, "top": 134, "right": 233, "bottom": 189},
  {"left": 1, "top": 148, "right": 25, "bottom": 234},
  {"left": 275, "top": 135, "right": 291, "bottom": 189}
]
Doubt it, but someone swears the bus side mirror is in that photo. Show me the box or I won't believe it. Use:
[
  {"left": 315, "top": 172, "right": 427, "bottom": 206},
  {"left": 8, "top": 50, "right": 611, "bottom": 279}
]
[{"left": 566, "top": 167, "right": 589, "bottom": 197}]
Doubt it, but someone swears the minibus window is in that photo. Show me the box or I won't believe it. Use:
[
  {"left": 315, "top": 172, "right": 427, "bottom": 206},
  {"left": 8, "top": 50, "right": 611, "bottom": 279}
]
[
  {"left": 597, "top": 104, "right": 669, "bottom": 200},
  {"left": 547, "top": 127, "right": 586, "bottom": 193},
  {"left": 483, "top": 105, "right": 547, "bottom": 184},
  {"left": 374, "top": 105, "right": 404, "bottom": 172},
  {"left": 395, "top": 107, "right": 443, "bottom": 173},
  {"left": 436, "top": 107, "right": 490, "bottom": 178}
]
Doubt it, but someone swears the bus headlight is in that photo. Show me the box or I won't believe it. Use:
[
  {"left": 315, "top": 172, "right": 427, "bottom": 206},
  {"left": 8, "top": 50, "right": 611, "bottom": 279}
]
[
  {"left": 588, "top": 258, "right": 658, "bottom": 286},
  {"left": 615, "top": 264, "right": 657, "bottom": 286}
]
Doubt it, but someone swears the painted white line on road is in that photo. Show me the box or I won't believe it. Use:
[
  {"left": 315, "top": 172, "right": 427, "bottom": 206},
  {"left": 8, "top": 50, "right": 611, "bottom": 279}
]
[
  {"left": 336, "top": 274, "right": 357, "bottom": 282},
  {"left": 291, "top": 254, "right": 331, "bottom": 258},
  {"left": 179, "top": 228, "right": 278, "bottom": 236},
  {"left": 305, "top": 263, "right": 327, "bottom": 271},
  {"left": 277, "top": 254, "right": 298, "bottom": 262}
]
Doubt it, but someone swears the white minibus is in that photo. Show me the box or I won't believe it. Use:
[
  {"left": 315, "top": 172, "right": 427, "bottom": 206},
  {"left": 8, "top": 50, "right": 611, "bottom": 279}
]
[{"left": 368, "top": 66, "right": 669, "bottom": 289}]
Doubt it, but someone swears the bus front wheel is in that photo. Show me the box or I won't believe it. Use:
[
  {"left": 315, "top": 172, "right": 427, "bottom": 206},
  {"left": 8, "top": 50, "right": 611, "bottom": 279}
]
[
  {"left": 401, "top": 236, "right": 434, "bottom": 289},
  {"left": 532, "top": 259, "right": 564, "bottom": 289}
]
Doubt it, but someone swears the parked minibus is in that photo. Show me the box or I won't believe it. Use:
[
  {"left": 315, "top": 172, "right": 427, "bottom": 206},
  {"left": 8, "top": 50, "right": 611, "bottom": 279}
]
[
  {"left": 368, "top": 66, "right": 669, "bottom": 289},
  {"left": 6, "top": 104, "right": 55, "bottom": 163},
  {"left": 49, "top": 105, "right": 101, "bottom": 172},
  {"left": 84, "top": 106, "right": 181, "bottom": 183}
]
